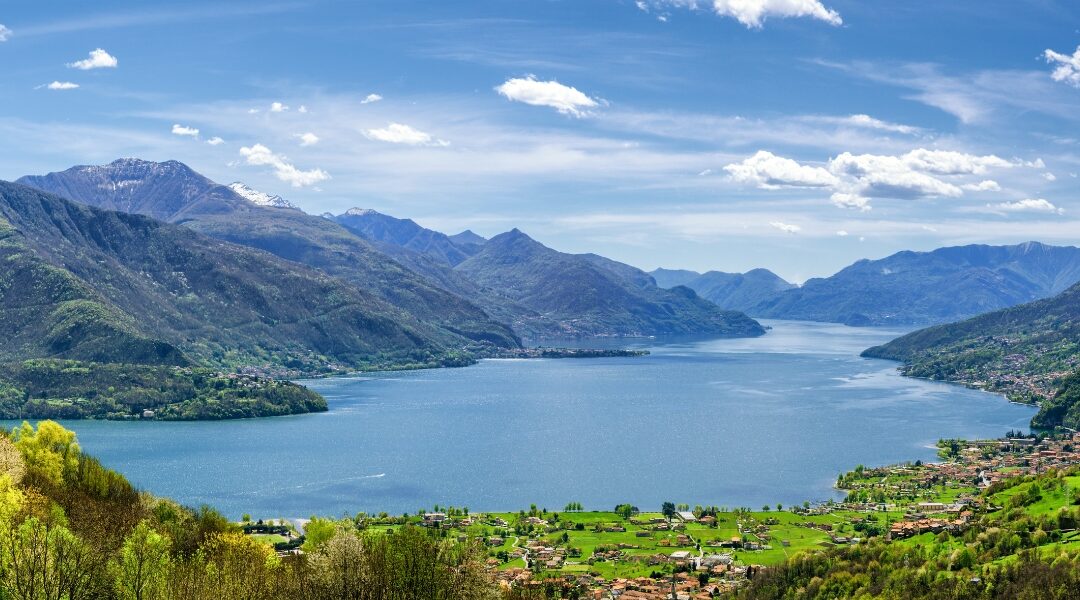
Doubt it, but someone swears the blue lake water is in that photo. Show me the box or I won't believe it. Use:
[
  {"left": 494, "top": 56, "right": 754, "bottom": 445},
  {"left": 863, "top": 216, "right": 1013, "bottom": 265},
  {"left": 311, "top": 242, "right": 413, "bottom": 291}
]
[{"left": 13, "top": 320, "right": 1035, "bottom": 519}]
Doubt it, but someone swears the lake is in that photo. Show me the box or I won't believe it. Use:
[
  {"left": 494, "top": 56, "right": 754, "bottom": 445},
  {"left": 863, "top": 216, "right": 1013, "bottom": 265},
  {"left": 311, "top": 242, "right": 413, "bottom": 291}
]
[{"left": 15, "top": 320, "right": 1036, "bottom": 519}]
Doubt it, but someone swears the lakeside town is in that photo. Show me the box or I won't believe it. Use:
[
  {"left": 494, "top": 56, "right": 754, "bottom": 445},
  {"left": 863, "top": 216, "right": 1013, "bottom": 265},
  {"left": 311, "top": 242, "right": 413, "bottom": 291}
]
[{"left": 235, "top": 430, "right": 1080, "bottom": 599}]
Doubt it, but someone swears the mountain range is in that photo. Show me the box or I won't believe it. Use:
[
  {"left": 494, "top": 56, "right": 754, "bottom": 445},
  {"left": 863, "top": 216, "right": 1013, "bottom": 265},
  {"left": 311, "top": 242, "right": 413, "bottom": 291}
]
[
  {"left": 0, "top": 180, "right": 475, "bottom": 372},
  {"left": 655, "top": 243, "right": 1080, "bottom": 327},
  {"left": 18, "top": 159, "right": 521, "bottom": 349},
  {"left": 331, "top": 209, "right": 765, "bottom": 338},
  {"left": 15, "top": 159, "right": 767, "bottom": 347}
]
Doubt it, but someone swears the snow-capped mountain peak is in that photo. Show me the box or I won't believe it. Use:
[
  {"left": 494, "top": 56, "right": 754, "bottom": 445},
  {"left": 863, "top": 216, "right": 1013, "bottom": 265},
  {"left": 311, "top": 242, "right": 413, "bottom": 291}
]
[
  {"left": 228, "top": 182, "right": 296, "bottom": 209},
  {"left": 343, "top": 207, "right": 379, "bottom": 217}
]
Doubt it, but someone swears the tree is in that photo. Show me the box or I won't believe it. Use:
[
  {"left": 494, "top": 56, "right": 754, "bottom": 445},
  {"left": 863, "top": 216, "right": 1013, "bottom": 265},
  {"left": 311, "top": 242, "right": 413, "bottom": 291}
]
[
  {"left": 11, "top": 420, "right": 80, "bottom": 486},
  {"left": 305, "top": 526, "right": 366, "bottom": 600},
  {"left": 662, "top": 502, "right": 676, "bottom": 521},
  {"left": 3, "top": 517, "right": 99, "bottom": 600},
  {"left": 112, "top": 520, "right": 172, "bottom": 600}
]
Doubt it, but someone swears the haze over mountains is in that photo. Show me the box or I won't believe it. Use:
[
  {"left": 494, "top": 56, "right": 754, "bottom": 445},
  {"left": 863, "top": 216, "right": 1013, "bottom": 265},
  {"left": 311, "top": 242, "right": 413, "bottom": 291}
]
[
  {"left": 655, "top": 243, "right": 1080, "bottom": 327},
  {"left": 651, "top": 268, "right": 796, "bottom": 313}
]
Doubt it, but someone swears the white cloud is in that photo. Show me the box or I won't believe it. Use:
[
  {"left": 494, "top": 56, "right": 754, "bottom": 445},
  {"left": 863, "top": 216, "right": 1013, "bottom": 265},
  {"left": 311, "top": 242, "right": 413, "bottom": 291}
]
[
  {"left": 361, "top": 94, "right": 383, "bottom": 104},
  {"left": 830, "top": 192, "right": 871, "bottom": 212},
  {"left": 206, "top": 136, "right": 225, "bottom": 146},
  {"left": 298, "top": 105, "right": 308, "bottom": 113},
  {"left": 171, "top": 124, "right": 199, "bottom": 137},
  {"left": 961, "top": 180, "right": 1000, "bottom": 192},
  {"left": 726, "top": 148, "right": 1025, "bottom": 210},
  {"left": 270, "top": 102, "right": 289, "bottom": 112},
  {"left": 724, "top": 150, "right": 838, "bottom": 189},
  {"left": 828, "top": 152, "right": 964, "bottom": 199},
  {"left": 45, "top": 81, "right": 80, "bottom": 90},
  {"left": 1044, "top": 46, "right": 1080, "bottom": 88},
  {"left": 649, "top": 0, "right": 841, "bottom": 28},
  {"left": 239, "top": 144, "right": 330, "bottom": 187},
  {"left": 296, "top": 132, "right": 320, "bottom": 146},
  {"left": 496, "top": 76, "right": 599, "bottom": 117},
  {"left": 991, "top": 198, "right": 1063, "bottom": 215},
  {"left": 900, "top": 149, "right": 1011, "bottom": 175},
  {"left": 0, "top": 24, "right": 11, "bottom": 42},
  {"left": 363, "top": 122, "right": 449, "bottom": 146},
  {"left": 770, "top": 221, "right": 801, "bottom": 234},
  {"left": 846, "top": 113, "right": 915, "bottom": 133},
  {"left": 835, "top": 230, "right": 849, "bottom": 236},
  {"left": 1043, "top": 172, "right": 1057, "bottom": 182},
  {"left": 68, "top": 48, "right": 117, "bottom": 70}
]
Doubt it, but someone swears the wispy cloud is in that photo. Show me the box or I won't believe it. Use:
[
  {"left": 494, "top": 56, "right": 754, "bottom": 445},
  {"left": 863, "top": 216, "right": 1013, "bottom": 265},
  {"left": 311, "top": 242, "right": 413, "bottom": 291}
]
[
  {"left": 0, "top": 24, "right": 11, "bottom": 41},
  {"left": 296, "top": 132, "right": 319, "bottom": 146},
  {"left": 361, "top": 93, "right": 383, "bottom": 104},
  {"left": 43, "top": 81, "right": 80, "bottom": 91},
  {"left": 806, "top": 114, "right": 922, "bottom": 135},
  {"left": 206, "top": 136, "right": 225, "bottom": 146},
  {"left": 496, "top": 76, "right": 600, "bottom": 117},
  {"left": 820, "top": 60, "right": 1080, "bottom": 124},
  {"left": 239, "top": 143, "right": 329, "bottom": 187},
  {"left": 68, "top": 48, "right": 117, "bottom": 70},
  {"left": 15, "top": 3, "right": 302, "bottom": 37},
  {"left": 270, "top": 102, "right": 289, "bottom": 112},
  {"left": 770, "top": 221, "right": 802, "bottom": 234}
]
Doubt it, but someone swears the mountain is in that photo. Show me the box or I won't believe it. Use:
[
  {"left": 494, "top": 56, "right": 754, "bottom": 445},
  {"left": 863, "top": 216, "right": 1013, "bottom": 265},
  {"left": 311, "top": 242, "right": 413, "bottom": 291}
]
[
  {"left": 650, "top": 268, "right": 701, "bottom": 289},
  {"left": 227, "top": 181, "right": 297, "bottom": 209},
  {"left": 863, "top": 282, "right": 1080, "bottom": 429},
  {"left": 329, "top": 208, "right": 562, "bottom": 336},
  {"left": 332, "top": 208, "right": 477, "bottom": 267},
  {"left": 18, "top": 159, "right": 519, "bottom": 349},
  {"left": 454, "top": 229, "right": 766, "bottom": 338},
  {"left": 448, "top": 229, "right": 487, "bottom": 249},
  {"left": 652, "top": 268, "right": 795, "bottom": 312},
  {"left": 0, "top": 180, "right": 479, "bottom": 372},
  {"left": 752, "top": 242, "right": 1080, "bottom": 326}
]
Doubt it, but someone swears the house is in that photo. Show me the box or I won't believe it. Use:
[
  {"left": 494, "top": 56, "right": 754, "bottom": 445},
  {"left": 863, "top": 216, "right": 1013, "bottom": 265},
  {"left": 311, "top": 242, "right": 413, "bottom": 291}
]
[{"left": 675, "top": 511, "right": 696, "bottom": 522}]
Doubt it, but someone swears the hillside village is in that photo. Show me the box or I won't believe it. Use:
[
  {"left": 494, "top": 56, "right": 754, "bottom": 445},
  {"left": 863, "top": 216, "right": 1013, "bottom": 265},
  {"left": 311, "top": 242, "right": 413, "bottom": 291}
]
[{"left": 243, "top": 431, "right": 1080, "bottom": 599}]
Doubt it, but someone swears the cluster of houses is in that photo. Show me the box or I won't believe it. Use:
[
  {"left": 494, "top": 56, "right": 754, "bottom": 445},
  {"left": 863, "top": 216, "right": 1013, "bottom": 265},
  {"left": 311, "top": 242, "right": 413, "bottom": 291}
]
[
  {"left": 495, "top": 566, "right": 751, "bottom": 599},
  {"left": 843, "top": 434, "right": 1080, "bottom": 503}
]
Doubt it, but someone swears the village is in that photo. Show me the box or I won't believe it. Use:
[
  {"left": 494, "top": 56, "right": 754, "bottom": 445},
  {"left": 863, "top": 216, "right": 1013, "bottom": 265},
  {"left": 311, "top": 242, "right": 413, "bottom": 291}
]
[{"left": 240, "top": 431, "right": 1080, "bottom": 599}]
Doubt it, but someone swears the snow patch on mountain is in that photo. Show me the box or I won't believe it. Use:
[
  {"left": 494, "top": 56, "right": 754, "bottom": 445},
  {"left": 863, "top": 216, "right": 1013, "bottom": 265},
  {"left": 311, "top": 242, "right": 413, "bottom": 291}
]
[{"left": 228, "top": 182, "right": 297, "bottom": 209}]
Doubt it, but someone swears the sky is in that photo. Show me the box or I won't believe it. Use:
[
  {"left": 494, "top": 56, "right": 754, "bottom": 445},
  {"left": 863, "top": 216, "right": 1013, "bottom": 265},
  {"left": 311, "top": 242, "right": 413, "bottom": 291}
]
[{"left": 1, "top": 0, "right": 1079, "bottom": 282}]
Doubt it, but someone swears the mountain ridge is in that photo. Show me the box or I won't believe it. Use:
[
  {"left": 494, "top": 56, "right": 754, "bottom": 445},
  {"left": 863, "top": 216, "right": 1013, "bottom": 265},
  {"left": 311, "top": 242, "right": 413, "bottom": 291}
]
[
  {"left": 753, "top": 242, "right": 1080, "bottom": 326},
  {"left": 18, "top": 159, "right": 521, "bottom": 349}
]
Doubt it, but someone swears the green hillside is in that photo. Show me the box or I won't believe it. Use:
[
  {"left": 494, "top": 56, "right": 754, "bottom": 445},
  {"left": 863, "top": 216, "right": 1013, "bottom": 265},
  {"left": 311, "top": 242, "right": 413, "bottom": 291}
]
[{"left": 864, "top": 282, "right": 1080, "bottom": 429}]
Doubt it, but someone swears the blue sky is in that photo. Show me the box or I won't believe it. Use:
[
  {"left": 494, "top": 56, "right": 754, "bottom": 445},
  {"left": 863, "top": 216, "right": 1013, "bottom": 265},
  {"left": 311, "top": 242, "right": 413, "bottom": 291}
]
[{"left": 1, "top": 0, "right": 1079, "bottom": 281}]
